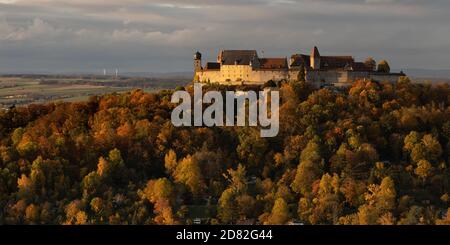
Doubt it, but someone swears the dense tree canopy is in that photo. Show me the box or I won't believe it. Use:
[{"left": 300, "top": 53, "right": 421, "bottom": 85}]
[{"left": 0, "top": 77, "right": 449, "bottom": 225}]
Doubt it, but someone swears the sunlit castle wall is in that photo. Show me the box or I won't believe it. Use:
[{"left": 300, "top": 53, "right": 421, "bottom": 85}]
[
  {"left": 196, "top": 66, "right": 289, "bottom": 85},
  {"left": 220, "top": 65, "right": 253, "bottom": 83},
  {"left": 197, "top": 70, "right": 222, "bottom": 83}
]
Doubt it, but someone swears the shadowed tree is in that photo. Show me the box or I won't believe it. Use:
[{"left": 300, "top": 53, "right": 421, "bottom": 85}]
[{"left": 377, "top": 60, "right": 391, "bottom": 73}]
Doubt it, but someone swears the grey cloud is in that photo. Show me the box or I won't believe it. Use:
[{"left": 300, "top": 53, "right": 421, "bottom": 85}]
[{"left": 0, "top": 0, "right": 449, "bottom": 73}]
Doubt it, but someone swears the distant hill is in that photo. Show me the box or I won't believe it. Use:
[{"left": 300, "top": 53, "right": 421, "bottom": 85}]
[
  {"left": 0, "top": 71, "right": 194, "bottom": 80},
  {"left": 121, "top": 71, "right": 193, "bottom": 79},
  {"left": 404, "top": 68, "right": 450, "bottom": 82}
]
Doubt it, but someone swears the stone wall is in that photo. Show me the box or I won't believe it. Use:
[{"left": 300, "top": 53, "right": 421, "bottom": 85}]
[
  {"left": 370, "top": 73, "right": 404, "bottom": 83},
  {"left": 196, "top": 66, "right": 404, "bottom": 86},
  {"left": 249, "top": 69, "right": 288, "bottom": 84}
]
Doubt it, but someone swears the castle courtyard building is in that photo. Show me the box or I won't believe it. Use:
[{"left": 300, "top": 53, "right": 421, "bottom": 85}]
[{"left": 194, "top": 47, "right": 405, "bottom": 87}]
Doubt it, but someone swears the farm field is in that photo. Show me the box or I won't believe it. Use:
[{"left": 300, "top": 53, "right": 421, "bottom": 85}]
[{"left": 0, "top": 75, "right": 189, "bottom": 109}]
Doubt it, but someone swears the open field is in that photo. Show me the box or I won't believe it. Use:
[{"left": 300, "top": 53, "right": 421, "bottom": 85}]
[{"left": 0, "top": 75, "right": 190, "bottom": 109}]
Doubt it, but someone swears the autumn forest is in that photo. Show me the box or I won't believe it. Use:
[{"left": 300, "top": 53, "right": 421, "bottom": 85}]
[{"left": 0, "top": 78, "right": 449, "bottom": 225}]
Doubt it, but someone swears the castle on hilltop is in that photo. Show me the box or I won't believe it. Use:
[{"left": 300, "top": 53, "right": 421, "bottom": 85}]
[{"left": 194, "top": 47, "right": 405, "bottom": 87}]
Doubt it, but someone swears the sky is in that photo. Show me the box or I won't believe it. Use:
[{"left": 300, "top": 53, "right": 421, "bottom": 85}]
[{"left": 0, "top": 0, "right": 449, "bottom": 73}]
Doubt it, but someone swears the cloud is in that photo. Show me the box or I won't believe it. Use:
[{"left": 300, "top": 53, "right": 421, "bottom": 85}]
[
  {"left": 0, "top": 18, "right": 66, "bottom": 41},
  {"left": 0, "top": 0, "right": 449, "bottom": 73}
]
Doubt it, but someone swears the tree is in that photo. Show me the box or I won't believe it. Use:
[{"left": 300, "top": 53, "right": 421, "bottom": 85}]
[
  {"left": 17, "top": 174, "right": 33, "bottom": 199},
  {"left": 16, "top": 133, "right": 38, "bottom": 158},
  {"left": 291, "top": 141, "right": 322, "bottom": 195},
  {"left": 81, "top": 172, "right": 101, "bottom": 198},
  {"left": 397, "top": 206, "right": 423, "bottom": 225},
  {"left": 153, "top": 198, "right": 177, "bottom": 225},
  {"left": 236, "top": 128, "right": 268, "bottom": 167},
  {"left": 378, "top": 177, "right": 396, "bottom": 211},
  {"left": 356, "top": 177, "right": 396, "bottom": 225},
  {"left": 236, "top": 194, "right": 256, "bottom": 218},
  {"left": 142, "top": 178, "right": 177, "bottom": 225},
  {"left": 267, "top": 198, "right": 290, "bottom": 224},
  {"left": 421, "top": 134, "right": 442, "bottom": 162},
  {"left": 300, "top": 139, "right": 322, "bottom": 163},
  {"left": 96, "top": 157, "right": 110, "bottom": 178},
  {"left": 291, "top": 160, "right": 320, "bottom": 195},
  {"left": 404, "top": 132, "right": 442, "bottom": 163},
  {"left": 64, "top": 200, "right": 88, "bottom": 225},
  {"left": 364, "top": 57, "right": 376, "bottom": 71},
  {"left": 164, "top": 149, "right": 178, "bottom": 174},
  {"left": 90, "top": 197, "right": 104, "bottom": 215},
  {"left": 173, "top": 155, "right": 205, "bottom": 195},
  {"left": 306, "top": 173, "right": 342, "bottom": 224},
  {"left": 318, "top": 173, "right": 339, "bottom": 196},
  {"left": 25, "top": 204, "right": 39, "bottom": 224},
  {"left": 11, "top": 127, "right": 24, "bottom": 145},
  {"left": 377, "top": 60, "right": 391, "bottom": 73},
  {"left": 415, "top": 159, "right": 432, "bottom": 182},
  {"left": 224, "top": 164, "right": 248, "bottom": 194},
  {"left": 404, "top": 131, "right": 420, "bottom": 152},
  {"left": 264, "top": 80, "right": 277, "bottom": 88},
  {"left": 218, "top": 188, "right": 237, "bottom": 224},
  {"left": 96, "top": 149, "right": 125, "bottom": 181},
  {"left": 297, "top": 63, "right": 306, "bottom": 82},
  {"left": 143, "top": 178, "right": 174, "bottom": 203},
  {"left": 357, "top": 204, "right": 378, "bottom": 225},
  {"left": 436, "top": 208, "right": 450, "bottom": 225}
]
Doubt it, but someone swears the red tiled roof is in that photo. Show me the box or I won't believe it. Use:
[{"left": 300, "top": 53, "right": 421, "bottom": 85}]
[
  {"left": 351, "top": 62, "right": 372, "bottom": 72},
  {"left": 320, "top": 56, "right": 354, "bottom": 70},
  {"left": 259, "top": 58, "right": 288, "bottom": 69}
]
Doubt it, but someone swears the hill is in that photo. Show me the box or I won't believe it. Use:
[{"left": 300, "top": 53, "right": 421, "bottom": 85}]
[{"left": 0, "top": 78, "right": 449, "bottom": 225}]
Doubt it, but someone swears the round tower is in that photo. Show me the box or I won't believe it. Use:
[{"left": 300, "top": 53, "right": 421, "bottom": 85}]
[{"left": 194, "top": 51, "right": 202, "bottom": 72}]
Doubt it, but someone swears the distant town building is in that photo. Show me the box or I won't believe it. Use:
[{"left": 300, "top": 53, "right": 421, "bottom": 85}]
[{"left": 194, "top": 47, "right": 405, "bottom": 87}]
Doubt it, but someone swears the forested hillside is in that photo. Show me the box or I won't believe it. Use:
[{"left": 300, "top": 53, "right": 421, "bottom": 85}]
[{"left": 0, "top": 78, "right": 449, "bottom": 225}]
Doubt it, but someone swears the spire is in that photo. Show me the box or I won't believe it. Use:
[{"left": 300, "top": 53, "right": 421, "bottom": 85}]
[
  {"left": 310, "top": 46, "right": 321, "bottom": 70},
  {"left": 311, "top": 46, "right": 320, "bottom": 57}
]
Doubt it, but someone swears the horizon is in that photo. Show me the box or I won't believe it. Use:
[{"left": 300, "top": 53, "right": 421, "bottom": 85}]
[{"left": 2, "top": 67, "right": 450, "bottom": 79}]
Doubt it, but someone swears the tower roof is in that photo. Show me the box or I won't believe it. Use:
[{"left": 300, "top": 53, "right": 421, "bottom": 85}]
[
  {"left": 194, "top": 51, "right": 202, "bottom": 59},
  {"left": 311, "top": 46, "right": 320, "bottom": 57}
]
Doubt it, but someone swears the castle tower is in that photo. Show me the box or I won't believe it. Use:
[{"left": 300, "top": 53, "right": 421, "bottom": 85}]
[
  {"left": 310, "top": 46, "right": 321, "bottom": 70},
  {"left": 194, "top": 51, "right": 202, "bottom": 72}
]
